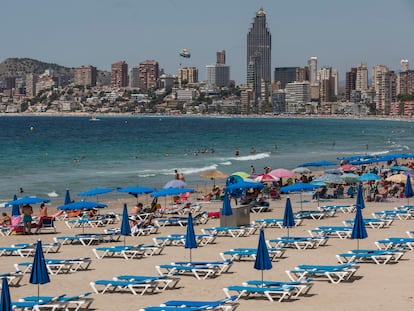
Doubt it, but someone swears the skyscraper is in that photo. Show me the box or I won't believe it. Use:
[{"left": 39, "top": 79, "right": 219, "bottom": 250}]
[
  {"left": 308, "top": 57, "right": 318, "bottom": 86},
  {"left": 216, "top": 50, "right": 226, "bottom": 65},
  {"left": 247, "top": 7, "right": 271, "bottom": 98},
  {"left": 138, "top": 60, "right": 159, "bottom": 90},
  {"left": 111, "top": 61, "right": 128, "bottom": 88}
]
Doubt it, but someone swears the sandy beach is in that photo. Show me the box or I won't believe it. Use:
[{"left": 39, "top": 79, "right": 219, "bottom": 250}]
[{"left": 2, "top": 189, "right": 414, "bottom": 311}]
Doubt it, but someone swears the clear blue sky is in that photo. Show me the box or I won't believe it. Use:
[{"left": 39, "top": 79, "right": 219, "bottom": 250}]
[{"left": 2, "top": 0, "right": 414, "bottom": 84}]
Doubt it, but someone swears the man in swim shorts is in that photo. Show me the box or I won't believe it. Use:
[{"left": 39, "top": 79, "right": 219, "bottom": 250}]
[{"left": 22, "top": 204, "right": 33, "bottom": 234}]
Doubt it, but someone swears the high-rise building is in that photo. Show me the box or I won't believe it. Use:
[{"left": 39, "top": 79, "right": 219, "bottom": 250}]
[
  {"left": 111, "top": 61, "right": 128, "bottom": 88},
  {"left": 247, "top": 7, "right": 271, "bottom": 97},
  {"left": 274, "top": 67, "right": 298, "bottom": 89},
  {"left": 399, "top": 70, "right": 414, "bottom": 95},
  {"left": 216, "top": 50, "right": 226, "bottom": 65},
  {"left": 74, "top": 65, "right": 97, "bottom": 87},
  {"left": 138, "top": 60, "right": 159, "bottom": 90},
  {"left": 178, "top": 67, "right": 198, "bottom": 86},
  {"left": 206, "top": 64, "right": 230, "bottom": 87},
  {"left": 356, "top": 63, "right": 369, "bottom": 92},
  {"left": 25, "top": 73, "right": 38, "bottom": 97},
  {"left": 129, "top": 66, "right": 140, "bottom": 88},
  {"left": 308, "top": 57, "right": 318, "bottom": 86},
  {"left": 345, "top": 68, "right": 357, "bottom": 101},
  {"left": 401, "top": 59, "right": 409, "bottom": 72},
  {"left": 376, "top": 70, "right": 397, "bottom": 115}
]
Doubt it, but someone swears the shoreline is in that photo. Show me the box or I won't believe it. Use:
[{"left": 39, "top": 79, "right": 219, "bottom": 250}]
[{"left": 0, "top": 112, "right": 413, "bottom": 123}]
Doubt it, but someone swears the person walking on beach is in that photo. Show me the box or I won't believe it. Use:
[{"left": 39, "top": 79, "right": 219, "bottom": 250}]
[{"left": 22, "top": 204, "right": 33, "bottom": 234}]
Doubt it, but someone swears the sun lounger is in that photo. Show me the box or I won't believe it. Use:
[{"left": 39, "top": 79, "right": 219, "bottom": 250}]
[
  {"left": 343, "top": 218, "right": 393, "bottom": 228},
  {"left": 286, "top": 263, "right": 359, "bottom": 284},
  {"left": 201, "top": 226, "right": 252, "bottom": 237},
  {"left": 375, "top": 237, "right": 414, "bottom": 250},
  {"left": 294, "top": 210, "right": 326, "bottom": 220},
  {"left": 0, "top": 271, "right": 24, "bottom": 287},
  {"left": 156, "top": 264, "right": 218, "bottom": 280},
  {"left": 242, "top": 278, "right": 314, "bottom": 297},
  {"left": 115, "top": 275, "right": 180, "bottom": 290},
  {"left": 161, "top": 295, "right": 239, "bottom": 311},
  {"left": 90, "top": 279, "right": 159, "bottom": 295},
  {"left": 336, "top": 249, "right": 405, "bottom": 265},
  {"left": 0, "top": 245, "right": 35, "bottom": 257},
  {"left": 12, "top": 242, "right": 61, "bottom": 254},
  {"left": 171, "top": 260, "right": 234, "bottom": 274},
  {"left": 223, "top": 284, "right": 295, "bottom": 302},
  {"left": 15, "top": 257, "right": 91, "bottom": 274},
  {"left": 139, "top": 307, "right": 209, "bottom": 311},
  {"left": 12, "top": 294, "right": 66, "bottom": 311},
  {"left": 220, "top": 247, "right": 285, "bottom": 262},
  {"left": 267, "top": 236, "right": 326, "bottom": 249},
  {"left": 373, "top": 210, "right": 412, "bottom": 220},
  {"left": 18, "top": 292, "right": 93, "bottom": 311},
  {"left": 309, "top": 226, "right": 352, "bottom": 239},
  {"left": 93, "top": 245, "right": 146, "bottom": 260},
  {"left": 252, "top": 218, "right": 302, "bottom": 229}
]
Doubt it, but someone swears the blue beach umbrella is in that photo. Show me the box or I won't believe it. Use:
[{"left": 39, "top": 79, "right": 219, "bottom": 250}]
[
  {"left": 357, "top": 173, "right": 381, "bottom": 182},
  {"left": 120, "top": 203, "right": 131, "bottom": 246},
  {"left": 351, "top": 206, "right": 368, "bottom": 250},
  {"left": 405, "top": 175, "right": 413, "bottom": 205},
  {"left": 356, "top": 184, "right": 365, "bottom": 210},
  {"left": 6, "top": 197, "right": 50, "bottom": 207},
  {"left": 77, "top": 187, "right": 114, "bottom": 202},
  {"left": 254, "top": 229, "right": 272, "bottom": 285},
  {"left": 221, "top": 193, "right": 233, "bottom": 216},
  {"left": 117, "top": 186, "right": 154, "bottom": 203},
  {"left": 283, "top": 197, "right": 295, "bottom": 237},
  {"left": 1, "top": 277, "right": 12, "bottom": 311},
  {"left": 64, "top": 189, "right": 71, "bottom": 205},
  {"left": 184, "top": 213, "right": 197, "bottom": 263},
  {"left": 280, "top": 183, "right": 321, "bottom": 210},
  {"left": 29, "top": 240, "right": 50, "bottom": 302},
  {"left": 11, "top": 194, "right": 20, "bottom": 216},
  {"left": 57, "top": 201, "right": 107, "bottom": 211}
]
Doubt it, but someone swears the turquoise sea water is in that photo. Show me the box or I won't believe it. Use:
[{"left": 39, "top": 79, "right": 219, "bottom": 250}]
[{"left": 0, "top": 115, "right": 413, "bottom": 204}]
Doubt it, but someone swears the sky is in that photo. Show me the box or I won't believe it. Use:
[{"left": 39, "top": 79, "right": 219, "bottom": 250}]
[{"left": 2, "top": 0, "right": 414, "bottom": 84}]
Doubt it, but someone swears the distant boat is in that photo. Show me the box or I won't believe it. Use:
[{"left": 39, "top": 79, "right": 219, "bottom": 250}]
[{"left": 89, "top": 114, "right": 100, "bottom": 121}]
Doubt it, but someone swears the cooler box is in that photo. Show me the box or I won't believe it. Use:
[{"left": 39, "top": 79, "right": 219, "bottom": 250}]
[{"left": 220, "top": 205, "right": 250, "bottom": 227}]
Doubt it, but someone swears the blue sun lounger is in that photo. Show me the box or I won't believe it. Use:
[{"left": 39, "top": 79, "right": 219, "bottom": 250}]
[
  {"left": 16, "top": 292, "right": 94, "bottom": 311},
  {"left": 90, "top": 279, "right": 159, "bottom": 295},
  {"left": 375, "top": 237, "right": 414, "bottom": 250},
  {"left": 171, "top": 260, "right": 234, "bottom": 274},
  {"left": 223, "top": 284, "right": 295, "bottom": 302},
  {"left": 242, "top": 278, "right": 314, "bottom": 297},
  {"left": 286, "top": 263, "right": 359, "bottom": 284},
  {"left": 139, "top": 307, "right": 209, "bottom": 311},
  {"left": 115, "top": 275, "right": 180, "bottom": 290},
  {"left": 161, "top": 295, "right": 239, "bottom": 311},
  {"left": 156, "top": 264, "right": 218, "bottom": 280}
]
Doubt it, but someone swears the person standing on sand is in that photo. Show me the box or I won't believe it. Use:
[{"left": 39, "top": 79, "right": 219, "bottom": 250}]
[{"left": 22, "top": 204, "right": 33, "bottom": 234}]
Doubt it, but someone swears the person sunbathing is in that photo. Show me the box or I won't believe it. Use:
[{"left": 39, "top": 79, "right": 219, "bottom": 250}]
[{"left": 0, "top": 212, "right": 11, "bottom": 226}]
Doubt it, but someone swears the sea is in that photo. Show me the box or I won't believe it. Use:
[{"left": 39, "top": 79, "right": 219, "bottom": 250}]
[{"left": 0, "top": 115, "right": 413, "bottom": 205}]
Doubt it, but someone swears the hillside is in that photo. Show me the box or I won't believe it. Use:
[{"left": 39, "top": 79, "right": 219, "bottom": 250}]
[{"left": 0, "top": 58, "right": 73, "bottom": 78}]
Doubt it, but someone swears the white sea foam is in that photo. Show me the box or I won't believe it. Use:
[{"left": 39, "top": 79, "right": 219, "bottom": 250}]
[
  {"left": 220, "top": 161, "right": 232, "bottom": 166},
  {"left": 224, "top": 152, "right": 271, "bottom": 162}
]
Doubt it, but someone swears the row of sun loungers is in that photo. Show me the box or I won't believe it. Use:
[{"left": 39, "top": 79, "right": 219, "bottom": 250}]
[
  {"left": 267, "top": 235, "right": 328, "bottom": 250},
  {"left": 153, "top": 233, "right": 217, "bottom": 247}
]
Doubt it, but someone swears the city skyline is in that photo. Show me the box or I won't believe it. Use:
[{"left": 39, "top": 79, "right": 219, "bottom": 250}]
[{"left": 2, "top": 0, "right": 414, "bottom": 84}]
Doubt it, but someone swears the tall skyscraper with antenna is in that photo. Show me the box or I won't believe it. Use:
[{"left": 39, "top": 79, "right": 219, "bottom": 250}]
[{"left": 247, "top": 7, "right": 271, "bottom": 99}]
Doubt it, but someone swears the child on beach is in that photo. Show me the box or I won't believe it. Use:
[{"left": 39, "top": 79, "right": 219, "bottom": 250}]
[{"left": 21, "top": 204, "right": 33, "bottom": 234}]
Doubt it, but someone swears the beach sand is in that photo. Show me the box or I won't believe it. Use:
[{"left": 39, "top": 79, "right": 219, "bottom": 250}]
[{"left": 2, "top": 190, "right": 414, "bottom": 311}]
